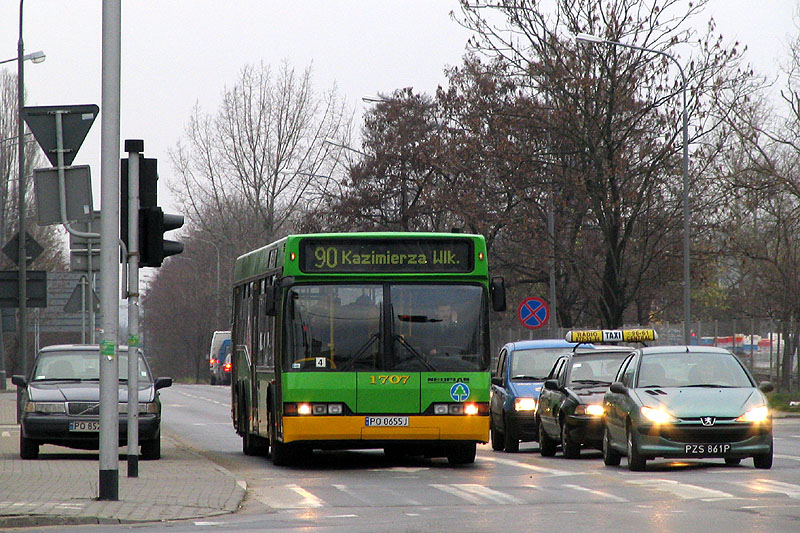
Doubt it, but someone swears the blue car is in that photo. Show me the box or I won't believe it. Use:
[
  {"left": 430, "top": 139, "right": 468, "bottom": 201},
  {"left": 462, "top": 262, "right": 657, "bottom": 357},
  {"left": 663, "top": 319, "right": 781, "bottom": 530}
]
[{"left": 490, "top": 339, "right": 589, "bottom": 452}]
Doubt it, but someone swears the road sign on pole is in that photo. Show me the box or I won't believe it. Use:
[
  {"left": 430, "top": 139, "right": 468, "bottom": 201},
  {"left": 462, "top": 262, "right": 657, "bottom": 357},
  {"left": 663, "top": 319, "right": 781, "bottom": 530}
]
[
  {"left": 22, "top": 105, "right": 99, "bottom": 167},
  {"left": 33, "top": 165, "right": 94, "bottom": 225},
  {"left": 2, "top": 232, "right": 43, "bottom": 266},
  {"left": 517, "top": 296, "right": 550, "bottom": 330}
]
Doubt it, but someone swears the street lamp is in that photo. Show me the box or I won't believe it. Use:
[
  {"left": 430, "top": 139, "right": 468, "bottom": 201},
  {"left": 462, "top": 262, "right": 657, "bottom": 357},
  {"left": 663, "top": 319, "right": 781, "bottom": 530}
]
[
  {"left": 323, "top": 137, "right": 367, "bottom": 157},
  {"left": 576, "top": 32, "right": 691, "bottom": 345},
  {"left": 193, "top": 237, "right": 221, "bottom": 325},
  {"left": 2, "top": 1, "right": 46, "bottom": 386},
  {"left": 0, "top": 50, "right": 44, "bottom": 65}
]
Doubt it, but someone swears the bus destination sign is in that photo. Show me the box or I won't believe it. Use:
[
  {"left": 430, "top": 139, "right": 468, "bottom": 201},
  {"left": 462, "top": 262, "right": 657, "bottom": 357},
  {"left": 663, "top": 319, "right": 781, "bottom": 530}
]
[{"left": 300, "top": 239, "right": 474, "bottom": 274}]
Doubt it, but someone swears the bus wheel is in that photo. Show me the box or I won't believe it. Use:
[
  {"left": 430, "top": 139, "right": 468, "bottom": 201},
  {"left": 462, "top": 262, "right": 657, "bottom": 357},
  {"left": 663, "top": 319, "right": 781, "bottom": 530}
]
[{"left": 447, "top": 443, "right": 476, "bottom": 465}]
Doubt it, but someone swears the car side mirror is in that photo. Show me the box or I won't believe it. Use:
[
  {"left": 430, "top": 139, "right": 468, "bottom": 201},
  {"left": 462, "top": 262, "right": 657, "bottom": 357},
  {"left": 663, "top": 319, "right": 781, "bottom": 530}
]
[
  {"left": 490, "top": 276, "right": 506, "bottom": 312},
  {"left": 491, "top": 376, "right": 503, "bottom": 386},
  {"left": 609, "top": 382, "right": 627, "bottom": 394},
  {"left": 11, "top": 375, "right": 27, "bottom": 387},
  {"left": 758, "top": 381, "right": 774, "bottom": 394},
  {"left": 543, "top": 379, "right": 559, "bottom": 391},
  {"left": 154, "top": 377, "right": 173, "bottom": 390}
]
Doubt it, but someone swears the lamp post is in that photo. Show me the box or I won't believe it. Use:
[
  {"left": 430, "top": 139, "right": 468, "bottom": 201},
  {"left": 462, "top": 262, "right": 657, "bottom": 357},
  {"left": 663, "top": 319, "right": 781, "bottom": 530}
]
[
  {"left": 4, "top": 0, "right": 46, "bottom": 383},
  {"left": 576, "top": 32, "right": 691, "bottom": 344},
  {"left": 194, "top": 237, "right": 221, "bottom": 326}
]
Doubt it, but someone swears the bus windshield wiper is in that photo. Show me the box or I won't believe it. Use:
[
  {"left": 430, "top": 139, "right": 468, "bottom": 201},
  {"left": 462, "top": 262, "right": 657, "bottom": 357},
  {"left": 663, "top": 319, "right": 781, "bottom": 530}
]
[
  {"left": 339, "top": 333, "right": 380, "bottom": 371},
  {"left": 511, "top": 375, "right": 548, "bottom": 380},
  {"left": 394, "top": 335, "right": 437, "bottom": 371}
]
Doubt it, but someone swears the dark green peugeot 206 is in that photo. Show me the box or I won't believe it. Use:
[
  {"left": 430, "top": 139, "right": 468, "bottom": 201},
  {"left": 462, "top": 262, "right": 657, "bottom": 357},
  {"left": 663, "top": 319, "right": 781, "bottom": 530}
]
[{"left": 602, "top": 345, "right": 774, "bottom": 471}]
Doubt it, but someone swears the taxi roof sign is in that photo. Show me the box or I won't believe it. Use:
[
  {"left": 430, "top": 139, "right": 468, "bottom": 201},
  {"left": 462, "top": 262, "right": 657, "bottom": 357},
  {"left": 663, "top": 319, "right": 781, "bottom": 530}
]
[{"left": 565, "top": 329, "right": 658, "bottom": 344}]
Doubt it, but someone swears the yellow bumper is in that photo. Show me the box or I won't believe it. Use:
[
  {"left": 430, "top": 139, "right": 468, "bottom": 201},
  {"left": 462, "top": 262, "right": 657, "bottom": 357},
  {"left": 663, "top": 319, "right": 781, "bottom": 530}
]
[{"left": 282, "top": 415, "right": 489, "bottom": 443}]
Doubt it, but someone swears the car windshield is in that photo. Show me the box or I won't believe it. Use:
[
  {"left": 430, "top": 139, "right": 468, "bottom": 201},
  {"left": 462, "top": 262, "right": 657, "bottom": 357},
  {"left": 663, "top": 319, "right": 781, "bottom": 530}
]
[
  {"left": 568, "top": 352, "right": 629, "bottom": 386},
  {"left": 284, "top": 283, "right": 488, "bottom": 372},
  {"left": 31, "top": 350, "right": 153, "bottom": 382},
  {"left": 636, "top": 351, "right": 753, "bottom": 388},
  {"left": 510, "top": 348, "right": 573, "bottom": 380}
]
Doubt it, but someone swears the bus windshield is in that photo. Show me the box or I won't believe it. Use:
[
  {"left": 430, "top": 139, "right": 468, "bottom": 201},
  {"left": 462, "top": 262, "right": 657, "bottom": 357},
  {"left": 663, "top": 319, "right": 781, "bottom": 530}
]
[{"left": 285, "top": 283, "right": 488, "bottom": 372}]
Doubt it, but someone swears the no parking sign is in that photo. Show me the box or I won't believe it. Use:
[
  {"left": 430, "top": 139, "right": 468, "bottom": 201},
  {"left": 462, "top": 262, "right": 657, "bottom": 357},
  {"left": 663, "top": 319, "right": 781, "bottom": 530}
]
[{"left": 517, "top": 297, "right": 549, "bottom": 330}]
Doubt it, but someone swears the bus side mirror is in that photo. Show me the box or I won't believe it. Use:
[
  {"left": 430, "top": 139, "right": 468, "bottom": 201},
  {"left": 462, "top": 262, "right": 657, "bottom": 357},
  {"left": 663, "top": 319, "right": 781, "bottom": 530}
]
[
  {"left": 264, "top": 284, "right": 280, "bottom": 316},
  {"left": 490, "top": 276, "right": 506, "bottom": 312}
]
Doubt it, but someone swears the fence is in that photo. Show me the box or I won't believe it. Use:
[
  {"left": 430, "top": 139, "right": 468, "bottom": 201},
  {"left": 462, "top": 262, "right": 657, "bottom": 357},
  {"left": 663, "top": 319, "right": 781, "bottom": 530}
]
[{"left": 490, "top": 318, "right": 800, "bottom": 390}]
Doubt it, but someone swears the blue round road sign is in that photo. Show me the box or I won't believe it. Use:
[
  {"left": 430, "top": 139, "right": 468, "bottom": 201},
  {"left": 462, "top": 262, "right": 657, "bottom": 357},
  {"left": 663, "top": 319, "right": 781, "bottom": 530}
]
[{"left": 518, "top": 297, "right": 549, "bottom": 330}]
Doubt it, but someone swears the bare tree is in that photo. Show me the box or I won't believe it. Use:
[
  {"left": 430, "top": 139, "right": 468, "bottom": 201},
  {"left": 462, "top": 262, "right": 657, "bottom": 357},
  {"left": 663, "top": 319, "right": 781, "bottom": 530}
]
[
  {"left": 169, "top": 61, "right": 352, "bottom": 245},
  {"left": 451, "top": 0, "right": 752, "bottom": 328}
]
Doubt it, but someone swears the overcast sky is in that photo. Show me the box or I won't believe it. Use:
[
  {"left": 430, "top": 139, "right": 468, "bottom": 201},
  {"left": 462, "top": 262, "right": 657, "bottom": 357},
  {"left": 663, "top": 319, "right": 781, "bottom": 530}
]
[{"left": 1, "top": 0, "right": 797, "bottom": 217}]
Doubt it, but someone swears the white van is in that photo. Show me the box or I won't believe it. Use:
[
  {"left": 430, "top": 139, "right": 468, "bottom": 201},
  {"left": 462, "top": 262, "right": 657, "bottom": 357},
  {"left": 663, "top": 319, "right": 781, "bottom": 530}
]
[{"left": 208, "top": 331, "right": 231, "bottom": 385}]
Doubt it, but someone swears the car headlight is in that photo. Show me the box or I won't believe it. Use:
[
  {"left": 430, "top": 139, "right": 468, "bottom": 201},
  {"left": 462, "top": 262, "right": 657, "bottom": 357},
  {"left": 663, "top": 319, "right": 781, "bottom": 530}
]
[
  {"left": 514, "top": 397, "right": 537, "bottom": 412},
  {"left": 736, "top": 405, "right": 769, "bottom": 423},
  {"left": 575, "top": 404, "right": 604, "bottom": 416},
  {"left": 640, "top": 406, "right": 677, "bottom": 424},
  {"left": 118, "top": 402, "right": 159, "bottom": 415},
  {"left": 25, "top": 402, "right": 66, "bottom": 414}
]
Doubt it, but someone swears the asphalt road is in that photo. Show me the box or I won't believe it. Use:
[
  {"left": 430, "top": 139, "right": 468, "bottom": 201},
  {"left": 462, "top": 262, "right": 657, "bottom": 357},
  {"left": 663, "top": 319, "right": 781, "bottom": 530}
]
[{"left": 41, "top": 383, "right": 800, "bottom": 532}]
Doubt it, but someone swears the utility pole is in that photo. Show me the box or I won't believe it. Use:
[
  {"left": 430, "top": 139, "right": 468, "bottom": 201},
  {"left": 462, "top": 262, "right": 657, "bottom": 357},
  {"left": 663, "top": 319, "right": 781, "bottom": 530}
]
[{"left": 98, "top": 0, "right": 121, "bottom": 501}]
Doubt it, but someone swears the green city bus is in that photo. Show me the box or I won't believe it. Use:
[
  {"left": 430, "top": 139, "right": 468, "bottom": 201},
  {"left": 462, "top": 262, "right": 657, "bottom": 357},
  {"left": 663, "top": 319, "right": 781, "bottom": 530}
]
[{"left": 230, "top": 232, "right": 506, "bottom": 465}]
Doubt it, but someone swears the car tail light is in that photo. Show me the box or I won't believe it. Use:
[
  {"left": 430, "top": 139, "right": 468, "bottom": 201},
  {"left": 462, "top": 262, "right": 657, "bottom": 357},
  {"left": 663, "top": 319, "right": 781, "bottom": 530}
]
[{"left": 223, "top": 362, "right": 232, "bottom": 372}]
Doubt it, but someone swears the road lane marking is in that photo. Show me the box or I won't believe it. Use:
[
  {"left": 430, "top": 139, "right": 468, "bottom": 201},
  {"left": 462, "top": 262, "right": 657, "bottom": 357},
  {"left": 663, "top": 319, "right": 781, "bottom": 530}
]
[
  {"left": 430, "top": 484, "right": 483, "bottom": 504},
  {"left": 748, "top": 479, "right": 800, "bottom": 499},
  {"left": 1, "top": 431, "right": 10, "bottom": 437},
  {"left": 430, "top": 484, "right": 521, "bottom": 505},
  {"left": 563, "top": 483, "right": 628, "bottom": 502},
  {"left": 254, "top": 484, "right": 324, "bottom": 509},
  {"left": 480, "top": 455, "right": 576, "bottom": 476},
  {"left": 456, "top": 484, "right": 523, "bottom": 504},
  {"left": 288, "top": 485, "right": 324, "bottom": 507},
  {"left": 627, "top": 479, "right": 735, "bottom": 501},
  {"left": 775, "top": 454, "right": 800, "bottom": 462}
]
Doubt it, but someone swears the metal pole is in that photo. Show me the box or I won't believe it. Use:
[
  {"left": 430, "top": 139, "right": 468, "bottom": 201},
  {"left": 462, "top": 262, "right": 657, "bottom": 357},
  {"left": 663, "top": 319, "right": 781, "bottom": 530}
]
[
  {"left": 98, "top": 0, "right": 121, "bottom": 501},
  {"left": 126, "top": 141, "right": 142, "bottom": 478},
  {"left": 548, "top": 198, "right": 557, "bottom": 337},
  {"left": 17, "top": 0, "right": 28, "bottom": 377},
  {"left": 576, "top": 34, "right": 691, "bottom": 344}
]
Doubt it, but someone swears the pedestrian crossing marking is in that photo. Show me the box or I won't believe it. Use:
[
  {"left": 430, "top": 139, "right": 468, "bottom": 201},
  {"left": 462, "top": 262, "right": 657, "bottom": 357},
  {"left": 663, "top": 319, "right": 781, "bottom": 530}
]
[
  {"left": 430, "top": 484, "right": 521, "bottom": 504},
  {"left": 749, "top": 479, "right": 800, "bottom": 499},
  {"left": 563, "top": 483, "right": 628, "bottom": 502},
  {"left": 481, "top": 455, "right": 575, "bottom": 476},
  {"left": 627, "top": 479, "right": 735, "bottom": 501}
]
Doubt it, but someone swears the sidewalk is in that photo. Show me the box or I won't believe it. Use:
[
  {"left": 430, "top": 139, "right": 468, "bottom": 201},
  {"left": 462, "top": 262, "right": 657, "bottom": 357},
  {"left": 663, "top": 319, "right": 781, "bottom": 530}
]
[{"left": 0, "top": 390, "right": 245, "bottom": 528}]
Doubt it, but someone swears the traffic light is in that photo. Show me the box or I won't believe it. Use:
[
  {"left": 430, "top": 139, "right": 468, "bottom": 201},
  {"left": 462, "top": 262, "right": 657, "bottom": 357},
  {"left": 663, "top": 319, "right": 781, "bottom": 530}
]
[
  {"left": 120, "top": 156, "right": 157, "bottom": 250},
  {"left": 121, "top": 153, "right": 184, "bottom": 268},
  {"left": 139, "top": 206, "right": 184, "bottom": 267}
]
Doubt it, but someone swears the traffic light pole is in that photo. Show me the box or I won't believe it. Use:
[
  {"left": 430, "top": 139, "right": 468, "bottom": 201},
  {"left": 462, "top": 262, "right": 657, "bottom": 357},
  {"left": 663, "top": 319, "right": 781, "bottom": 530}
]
[{"left": 125, "top": 140, "right": 142, "bottom": 478}]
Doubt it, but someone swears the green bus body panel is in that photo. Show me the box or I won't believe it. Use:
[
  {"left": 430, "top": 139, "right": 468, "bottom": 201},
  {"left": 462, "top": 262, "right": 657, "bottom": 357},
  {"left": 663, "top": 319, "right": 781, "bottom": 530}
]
[
  {"left": 420, "top": 372, "right": 490, "bottom": 407},
  {"left": 282, "top": 371, "right": 489, "bottom": 414},
  {"left": 356, "top": 373, "right": 420, "bottom": 413},
  {"left": 283, "top": 373, "right": 357, "bottom": 408},
  {"left": 233, "top": 232, "right": 489, "bottom": 284}
]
